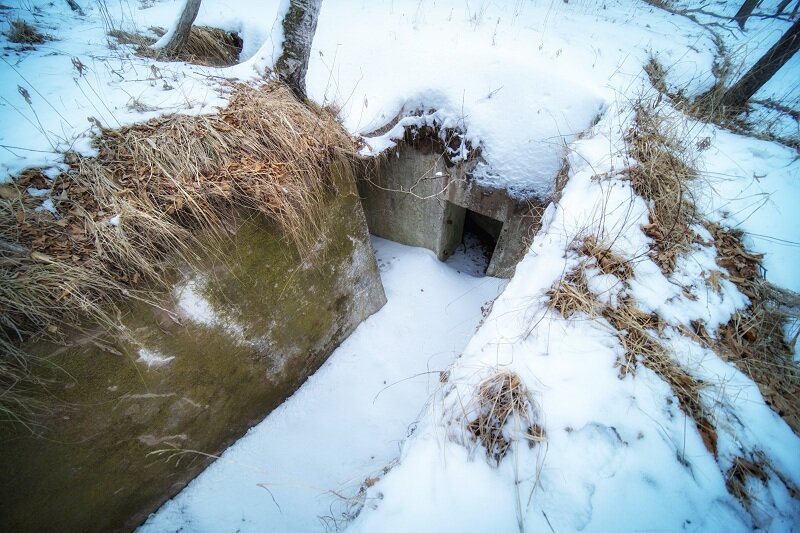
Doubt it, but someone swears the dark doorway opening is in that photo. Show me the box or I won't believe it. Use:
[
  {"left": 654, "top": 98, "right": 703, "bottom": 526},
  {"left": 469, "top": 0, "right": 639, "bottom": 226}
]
[{"left": 447, "top": 209, "right": 503, "bottom": 276}]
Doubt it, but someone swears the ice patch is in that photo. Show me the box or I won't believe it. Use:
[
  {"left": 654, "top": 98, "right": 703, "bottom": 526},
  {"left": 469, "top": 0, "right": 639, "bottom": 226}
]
[{"left": 137, "top": 348, "right": 175, "bottom": 368}]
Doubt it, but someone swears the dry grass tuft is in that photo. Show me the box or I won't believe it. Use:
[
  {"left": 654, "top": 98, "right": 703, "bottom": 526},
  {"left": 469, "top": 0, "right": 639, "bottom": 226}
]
[
  {"left": 603, "top": 298, "right": 664, "bottom": 377},
  {"left": 626, "top": 105, "right": 698, "bottom": 272},
  {"left": 580, "top": 236, "right": 634, "bottom": 280},
  {"left": 547, "top": 265, "right": 601, "bottom": 319},
  {"left": 709, "top": 223, "right": 800, "bottom": 435},
  {"left": 551, "top": 156, "right": 571, "bottom": 203},
  {"left": 6, "top": 19, "right": 46, "bottom": 44},
  {"left": 0, "top": 82, "right": 355, "bottom": 424},
  {"left": 725, "top": 451, "right": 800, "bottom": 521},
  {"left": 644, "top": 58, "right": 671, "bottom": 101},
  {"left": 467, "top": 371, "right": 543, "bottom": 465},
  {"left": 110, "top": 26, "right": 242, "bottom": 67},
  {"left": 180, "top": 26, "right": 242, "bottom": 67},
  {"left": 108, "top": 28, "right": 155, "bottom": 48},
  {"left": 725, "top": 455, "right": 770, "bottom": 509}
]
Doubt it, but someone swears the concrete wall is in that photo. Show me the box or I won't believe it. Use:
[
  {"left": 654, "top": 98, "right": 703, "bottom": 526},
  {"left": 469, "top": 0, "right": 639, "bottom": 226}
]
[
  {"left": 358, "top": 139, "right": 465, "bottom": 261},
  {"left": 0, "top": 166, "right": 386, "bottom": 533},
  {"left": 358, "top": 143, "right": 546, "bottom": 278},
  {"left": 446, "top": 177, "right": 545, "bottom": 278}
]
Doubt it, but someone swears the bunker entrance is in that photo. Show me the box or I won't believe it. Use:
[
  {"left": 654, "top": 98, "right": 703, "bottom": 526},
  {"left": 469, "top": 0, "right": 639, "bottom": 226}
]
[
  {"left": 450, "top": 209, "right": 503, "bottom": 276},
  {"left": 357, "top": 142, "right": 547, "bottom": 279}
]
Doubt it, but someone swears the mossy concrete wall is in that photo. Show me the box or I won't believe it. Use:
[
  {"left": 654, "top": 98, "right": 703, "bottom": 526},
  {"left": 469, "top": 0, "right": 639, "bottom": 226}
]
[{"left": 0, "top": 167, "right": 385, "bottom": 532}]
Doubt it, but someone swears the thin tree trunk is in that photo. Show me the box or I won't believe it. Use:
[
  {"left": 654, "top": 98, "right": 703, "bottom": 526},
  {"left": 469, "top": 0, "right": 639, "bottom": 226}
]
[
  {"left": 775, "top": 0, "right": 791, "bottom": 15},
  {"left": 720, "top": 17, "right": 800, "bottom": 109},
  {"left": 151, "top": 0, "right": 201, "bottom": 57},
  {"left": 275, "top": 0, "right": 323, "bottom": 100},
  {"left": 733, "top": 0, "right": 761, "bottom": 30},
  {"left": 65, "top": 0, "right": 84, "bottom": 16}
]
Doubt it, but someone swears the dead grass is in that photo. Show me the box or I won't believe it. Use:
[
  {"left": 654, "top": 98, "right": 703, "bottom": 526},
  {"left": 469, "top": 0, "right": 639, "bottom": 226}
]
[
  {"left": 580, "top": 236, "right": 634, "bottom": 280},
  {"left": 547, "top": 266, "right": 718, "bottom": 456},
  {"left": 725, "top": 452, "right": 799, "bottom": 515},
  {"left": 547, "top": 265, "right": 599, "bottom": 319},
  {"left": 646, "top": 56, "right": 799, "bottom": 153},
  {"left": 639, "top": 60, "right": 800, "bottom": 435},
  {"left": 5, "top": 18, "right": 46, "bottom": 44},
  {"left": 725, "top": 455, "right": 770, "bottom": 510},
  {"left": 626, "top": 105, "right": 698, "bottom": 273},
  {"left": 171, "top": 25, "right": 242, "bottom": 67},
  {"left": 108, "top": 28, "right": 155, "bottom": 48},
  {"left": 110, "top": 26, "right": 242, "bottom": 67},
  {"left": 551, "top": 156, "right": 571, "bottom": 203},
  {"left": 644, "top": 58, "right": 672, "bottom": 102},
  {"left": 708, "top": 223, "right": 800, "bottom": 435},
  {"left": 466, "top": 371, "right": 544, "bottom": 465},
  {"left": 546, "top": 237, "right": 633, "bottom": 319},
  {"left": 607, "top": 301, "right": 718, "bottom": 456},
  {"left": 0, "top": 82, "right": 355, "bottom": 425}
]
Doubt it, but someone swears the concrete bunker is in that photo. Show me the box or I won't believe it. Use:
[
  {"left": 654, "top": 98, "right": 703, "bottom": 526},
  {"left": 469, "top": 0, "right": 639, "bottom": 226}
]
[
  {"left": 0, "top": 85, "right": 387, "bottom": 533},
  {"left": 1, "top": 100, "right": 553, "bottom": 532},
  {"left": 358, "top": 128, "right": 547, "bottom": 278},
  {"left": 0, "top": 168, "right": 386, "bottom": 533}
]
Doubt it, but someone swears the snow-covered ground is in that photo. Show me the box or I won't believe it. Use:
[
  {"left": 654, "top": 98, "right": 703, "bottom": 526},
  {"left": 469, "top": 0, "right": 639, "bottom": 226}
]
[
  {"left": 693, "top": 123, "right": 800, "bottom": 294},
  {"left": 349, "top": 96, "right": 800, "bottom": 532},
  {"left": 138, "top": 237, "right": 506, "bottom": 532},
  {"left": 2, "top": 0, "right": 799, "bottom": 531}
]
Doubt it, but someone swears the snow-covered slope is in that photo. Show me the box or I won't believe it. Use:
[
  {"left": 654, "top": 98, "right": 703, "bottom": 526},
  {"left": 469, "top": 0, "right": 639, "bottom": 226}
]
[
  {"left": 1, "top": 0, "right": 798, "bottom": 531},
  {"left": 349, "top": 95, "right": 800, "bottom": 532}
]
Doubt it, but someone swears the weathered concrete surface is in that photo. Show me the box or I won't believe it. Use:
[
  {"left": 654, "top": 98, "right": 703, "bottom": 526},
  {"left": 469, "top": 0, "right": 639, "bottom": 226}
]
[
  {"left": 486, "top": 200, "right": 545, "bottom": 278},
  {"left": 358, "top": 139, "right": 465, "bottom": 261},
  {"left": 358, "top": 142, "right": 546, "bottom": 278},
  {"left": 448, "top": 178, "right": 545, "bottom": 277},
  {"left": 0, "top": 166, "right": 385, "bottom": 533}
]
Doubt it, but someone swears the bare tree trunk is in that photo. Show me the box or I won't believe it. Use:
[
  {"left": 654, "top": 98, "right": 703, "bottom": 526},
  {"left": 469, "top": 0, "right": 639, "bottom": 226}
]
[
  {"left": 65, "top": 0, "right": 84, "bottom": 16},
  {"left": 151, "top": 0, "right": 201, "bottom": 58},
  {"left": 733, "top": 0, "right": 761, "bottom": 29},
  {"left": 275, "top": 0, "right": 323, "bottom": 100},
  {"left": 775, "top": 0, "right": 791, "bottom": 15},
  {"left": 720, "top": 17, "right": 800, "bottom": 109}
]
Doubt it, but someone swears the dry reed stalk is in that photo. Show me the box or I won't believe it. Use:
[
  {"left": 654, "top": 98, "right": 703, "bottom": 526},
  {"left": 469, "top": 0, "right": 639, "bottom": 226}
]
[
  {"left": 0, "top": 82, "right": 355, "bottom": 424},
  {"left": 466, "top": 371, "right": 543, "bottom": 465}
]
